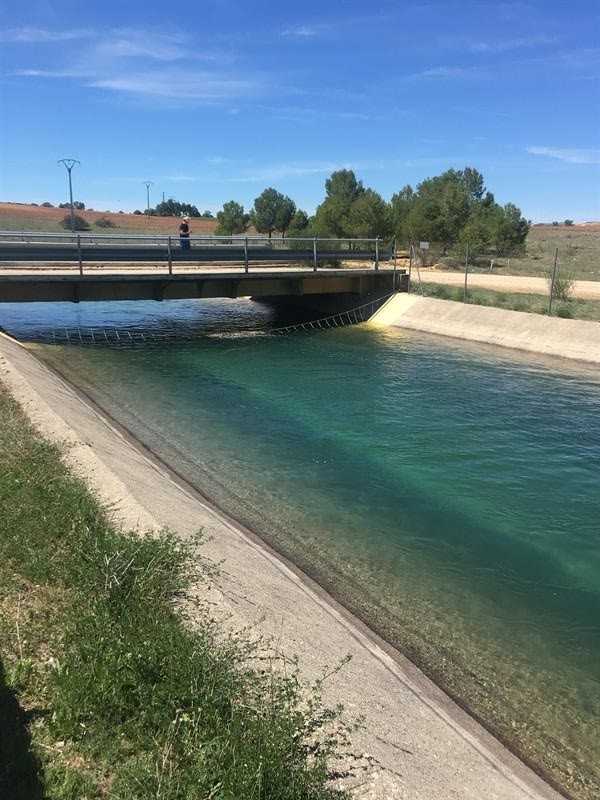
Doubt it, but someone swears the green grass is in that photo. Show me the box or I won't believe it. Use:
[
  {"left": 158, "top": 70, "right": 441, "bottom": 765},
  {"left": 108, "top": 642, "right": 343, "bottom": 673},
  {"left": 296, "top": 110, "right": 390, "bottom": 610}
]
[
  {"left": 0, "top": 385, "right": 349, "bottom": 800},
  {"left": 414, "top": 281, "right": 600, "bottom": 322}
]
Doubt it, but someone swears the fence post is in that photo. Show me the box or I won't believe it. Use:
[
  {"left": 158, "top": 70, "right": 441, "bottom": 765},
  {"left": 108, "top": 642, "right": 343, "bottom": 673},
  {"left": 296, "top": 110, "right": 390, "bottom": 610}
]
[
  {"left": 375, "top": 237, "right": 380, "bottom": 271},
  {"left": 167, "top": 236, "right": 173, "bottom": 275},
  {"left": 463, "top": 242, "right": 469, "bottom": 302},
  {"left": 548, "top": 247, "right": 559, "bottom": 315},
  {"left": 77, "top": 235, "right": 83, "bottom": 276},
  {"left": 313, "top": 237, "right": 318, "bottom": 272},
  {"left": 244, "top": 237, "right": 249, "bottom": 273}
]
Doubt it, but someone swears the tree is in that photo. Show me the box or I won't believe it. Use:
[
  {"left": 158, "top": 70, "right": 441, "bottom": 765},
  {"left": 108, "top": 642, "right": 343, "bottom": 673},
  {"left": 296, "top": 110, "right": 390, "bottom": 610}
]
[
  {"left": 215, "top": 201, "right": 249, "bottom": 235},
  {"left": 462, "top": 167, "right": 485, "bottom": 201},
  {"left": 201, "top": 210, "right": 214, "bottom": 218},
  {"left": 152, "top": 198, "right": 200, "bottom": 217},
  {"left": 325, "top": 169, "right": 364, "bottom": 203},
  {"left": 41, "top": 201, "right": 53, "bottom": 208},
  {"left": 457, "top": 215, "right": 491, "bottom": 260},
  {"left": 288, "top": 209, "right": 309, "bottom": 234},
  {"left": 59, "top": 201, "right": 85, "bottom": 210},
  {"left": 564, "top": 219, "right": 574, "bottom": 226},
  {"left": 314, "top": 169, "right": 365, "bottom": 237},
  {"left": 275, "top": 194, "right": 296, "bottom": 238},
  {"left": 494, "top": 203, "right": 529, "bottom": 256},
  {"left": 251, "top": 188, "right": 292, "bottom": 238},
  {"left": 133, "top": 209, "right": 143, "bottom": 215},
  {"left": 347, "top": 189, "right": 392, "bottom": 238},
  {"left": 390, "top": 185, "right": 415, "bottom": 242}
]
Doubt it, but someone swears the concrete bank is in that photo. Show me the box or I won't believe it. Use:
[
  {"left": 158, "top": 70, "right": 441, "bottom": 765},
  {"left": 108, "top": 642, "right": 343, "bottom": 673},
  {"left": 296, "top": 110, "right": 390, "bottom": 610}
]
[
  {"left": 0, "top": 332, "right": 563, "bottom": 800},
  {"left": 370, "top": 294, "right": 600, "bottom": 364}
]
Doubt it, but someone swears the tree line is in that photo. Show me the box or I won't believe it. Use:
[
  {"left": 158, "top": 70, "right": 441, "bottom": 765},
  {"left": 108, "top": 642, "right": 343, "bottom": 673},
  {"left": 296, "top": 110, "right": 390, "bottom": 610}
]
[{"left": 210, "top": 167, "right": 530, "bottom": 257}]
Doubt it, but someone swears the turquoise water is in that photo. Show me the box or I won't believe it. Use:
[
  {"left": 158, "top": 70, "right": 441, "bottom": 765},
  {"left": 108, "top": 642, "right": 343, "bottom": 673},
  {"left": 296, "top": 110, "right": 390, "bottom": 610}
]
[{"left": 2, "top": 299, "right": 599, "bottom": 796}]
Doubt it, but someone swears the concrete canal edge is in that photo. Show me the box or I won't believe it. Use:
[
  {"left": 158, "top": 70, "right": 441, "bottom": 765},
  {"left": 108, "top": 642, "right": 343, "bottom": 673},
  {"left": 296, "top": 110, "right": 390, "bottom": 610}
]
[
  {"left": 370, "top": 294, "right": 600, "bottom": 365},
  {"left": 0, "top": 331, "right": 565, "bottom": 800}
]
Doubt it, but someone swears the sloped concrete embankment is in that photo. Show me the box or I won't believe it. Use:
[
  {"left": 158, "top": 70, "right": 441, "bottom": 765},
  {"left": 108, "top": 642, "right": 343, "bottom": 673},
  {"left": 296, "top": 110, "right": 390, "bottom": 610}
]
[{"left": 370, "top": 294, "right": 600, "bottom": 364}]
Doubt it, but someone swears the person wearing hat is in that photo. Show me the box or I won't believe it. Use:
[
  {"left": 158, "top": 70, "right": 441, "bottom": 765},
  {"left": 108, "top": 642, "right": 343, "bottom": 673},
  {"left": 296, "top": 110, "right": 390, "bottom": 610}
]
[{"left": 179, "top": 216, "right": 191, "bottom": 250}]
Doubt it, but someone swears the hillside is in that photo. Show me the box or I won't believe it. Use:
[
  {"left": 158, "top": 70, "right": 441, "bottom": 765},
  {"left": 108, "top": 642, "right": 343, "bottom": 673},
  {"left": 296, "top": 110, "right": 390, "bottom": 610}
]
[{"left": 0, "top": 202, "right": 217, "bottom": 235}]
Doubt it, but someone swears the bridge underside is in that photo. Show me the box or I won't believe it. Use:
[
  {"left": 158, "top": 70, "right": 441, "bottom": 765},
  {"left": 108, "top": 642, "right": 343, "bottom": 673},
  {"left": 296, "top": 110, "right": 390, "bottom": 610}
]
[{"left": 0, "top": 269, "right": 406, "bottom": 303}]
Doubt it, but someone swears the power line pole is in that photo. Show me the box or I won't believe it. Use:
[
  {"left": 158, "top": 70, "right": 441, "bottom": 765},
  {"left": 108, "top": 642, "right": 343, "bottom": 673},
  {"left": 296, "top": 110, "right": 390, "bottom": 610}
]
[
  {"left": 143, "top": 181, "right": 154, "bottom": 218},
  {"left": 57, "top": 158, "right": 80, "bottom": 232}
]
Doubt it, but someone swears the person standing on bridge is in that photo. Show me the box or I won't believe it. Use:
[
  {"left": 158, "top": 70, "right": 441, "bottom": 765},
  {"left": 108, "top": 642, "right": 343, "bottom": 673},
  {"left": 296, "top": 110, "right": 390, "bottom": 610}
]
[{"left": 179, "top": 216, "right": 191, "bottom": 250}]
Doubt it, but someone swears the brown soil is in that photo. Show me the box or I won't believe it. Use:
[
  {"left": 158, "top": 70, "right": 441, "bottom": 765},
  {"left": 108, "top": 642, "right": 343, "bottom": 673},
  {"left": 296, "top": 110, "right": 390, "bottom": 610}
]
[{"left": 0, "top": 202, "right": 218, "bottom": 234}]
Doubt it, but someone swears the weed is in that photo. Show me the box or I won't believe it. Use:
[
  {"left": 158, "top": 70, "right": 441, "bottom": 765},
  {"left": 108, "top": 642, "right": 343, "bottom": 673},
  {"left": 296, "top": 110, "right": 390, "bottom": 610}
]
[{"left": 0, "top": 387, "right": 348, "bottom": 799}]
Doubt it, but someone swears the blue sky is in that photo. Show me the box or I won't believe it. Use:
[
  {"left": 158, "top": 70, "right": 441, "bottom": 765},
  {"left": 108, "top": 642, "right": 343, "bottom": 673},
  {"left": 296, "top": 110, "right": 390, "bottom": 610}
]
[{"left": 0, "top": 0, "right": 598, "bottom": 221}]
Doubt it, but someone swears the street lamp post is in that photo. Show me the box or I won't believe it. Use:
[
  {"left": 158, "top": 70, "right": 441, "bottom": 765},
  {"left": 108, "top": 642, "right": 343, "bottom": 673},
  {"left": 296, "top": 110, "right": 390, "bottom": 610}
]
[
  {"left": 144, "top": 181, "right": 154, "bottom": 218},
  {"left": 57, "top": 158, "right": 81, "bottom": 232}
]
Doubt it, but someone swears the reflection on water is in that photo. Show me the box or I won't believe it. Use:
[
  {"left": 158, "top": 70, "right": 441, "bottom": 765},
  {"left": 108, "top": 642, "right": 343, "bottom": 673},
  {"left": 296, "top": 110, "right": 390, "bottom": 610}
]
[{"left": 2, "top": 299, "right": 599, "bottom": 798}]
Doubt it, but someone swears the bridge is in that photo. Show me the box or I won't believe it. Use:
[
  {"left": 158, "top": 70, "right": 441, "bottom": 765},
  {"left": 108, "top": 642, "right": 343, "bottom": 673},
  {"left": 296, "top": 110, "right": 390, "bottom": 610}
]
[{"left": 0, "top": 232, "right": 407, "bottom": 304}]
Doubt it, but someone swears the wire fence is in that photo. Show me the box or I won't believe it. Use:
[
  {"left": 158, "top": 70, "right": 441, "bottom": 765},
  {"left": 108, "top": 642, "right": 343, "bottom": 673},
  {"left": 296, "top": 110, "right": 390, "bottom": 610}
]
[{"left": 23, "top": 293, "right": 393, "bottom": 348}]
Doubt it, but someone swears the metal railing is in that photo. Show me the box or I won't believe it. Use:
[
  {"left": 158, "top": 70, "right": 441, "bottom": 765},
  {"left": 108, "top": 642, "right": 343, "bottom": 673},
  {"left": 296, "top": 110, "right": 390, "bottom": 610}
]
[{"left": 0, "top": 231, "right": 392, "bottom": 276}]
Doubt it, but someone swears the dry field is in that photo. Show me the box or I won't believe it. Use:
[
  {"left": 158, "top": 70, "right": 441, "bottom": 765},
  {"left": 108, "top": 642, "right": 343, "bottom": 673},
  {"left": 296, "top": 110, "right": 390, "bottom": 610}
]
[{"left": 0, "top": 202, "right": 217, "bottom": 235}]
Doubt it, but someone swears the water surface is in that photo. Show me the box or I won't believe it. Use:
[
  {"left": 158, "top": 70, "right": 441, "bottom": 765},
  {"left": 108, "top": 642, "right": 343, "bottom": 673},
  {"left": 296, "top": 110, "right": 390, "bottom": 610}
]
[{"left": 2, "top": 299, "right": 599, "bottom": 798}]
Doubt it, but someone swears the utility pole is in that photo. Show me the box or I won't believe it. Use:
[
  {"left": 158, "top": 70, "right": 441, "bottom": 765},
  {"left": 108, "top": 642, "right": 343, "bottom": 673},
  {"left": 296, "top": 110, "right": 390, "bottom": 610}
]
[
  {"left": 548, "top": 247, "right": 559, "bottom": 316},
  {"left": 144, "top": 181, "right": 154, "bottom": 218},
  {"left": 57, "top": 158, "right": 80, "bottom": 232}
]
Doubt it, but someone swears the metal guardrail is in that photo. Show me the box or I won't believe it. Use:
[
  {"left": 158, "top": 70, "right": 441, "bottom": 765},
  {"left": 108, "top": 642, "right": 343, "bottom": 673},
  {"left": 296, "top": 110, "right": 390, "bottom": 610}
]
[{"left": 0, "top": 232, "right": 392, "bottom": 276}]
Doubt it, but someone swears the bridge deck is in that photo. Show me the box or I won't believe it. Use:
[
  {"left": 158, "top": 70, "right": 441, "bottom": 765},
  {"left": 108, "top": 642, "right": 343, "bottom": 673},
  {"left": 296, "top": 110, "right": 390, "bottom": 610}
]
[{"left": 0, "top": 267, "right": 406, "bottom": 303}]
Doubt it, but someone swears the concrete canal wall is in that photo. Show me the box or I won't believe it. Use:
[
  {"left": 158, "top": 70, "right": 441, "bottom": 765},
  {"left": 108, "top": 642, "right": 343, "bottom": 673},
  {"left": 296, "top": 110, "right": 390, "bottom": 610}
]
[{"left": 370, "top": 294, "right": 600, "bottom": 365}]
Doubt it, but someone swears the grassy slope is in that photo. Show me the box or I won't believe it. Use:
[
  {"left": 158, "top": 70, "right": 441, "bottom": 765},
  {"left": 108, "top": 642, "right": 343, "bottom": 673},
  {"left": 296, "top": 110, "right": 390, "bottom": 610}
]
[
  {"left": 0, "top": 384, "right": 348, "bottom": 800},
  {"left": 415, "top": 281, "right": 600, "bottom": 322}
]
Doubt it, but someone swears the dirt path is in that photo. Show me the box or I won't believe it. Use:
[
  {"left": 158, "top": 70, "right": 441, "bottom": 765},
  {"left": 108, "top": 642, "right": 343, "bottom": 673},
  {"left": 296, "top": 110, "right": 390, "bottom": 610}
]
[{"left": 416, "top": 269, "right": 600, "bottom": 300}]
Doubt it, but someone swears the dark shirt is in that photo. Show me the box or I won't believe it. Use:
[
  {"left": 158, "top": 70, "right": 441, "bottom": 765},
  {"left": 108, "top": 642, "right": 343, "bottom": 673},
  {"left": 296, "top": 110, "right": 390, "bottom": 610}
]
[{"left": 179, "top": 222, "right": 190, "bottom": 236}]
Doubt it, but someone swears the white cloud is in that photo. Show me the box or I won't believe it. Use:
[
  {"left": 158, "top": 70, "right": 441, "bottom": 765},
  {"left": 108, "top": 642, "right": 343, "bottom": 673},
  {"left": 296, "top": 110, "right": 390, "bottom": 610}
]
[
  {"left": 89, "top": 69, "right": 262, "bottom": 101},
  {"left": 13, "top": 68, "right": 89, "bottom": 78},
  {"left": 226, "top": 160, "right": 385, "bottom": 183},
  {"left": 527, "top": 147, "right": 600, "bottom": 165},
  {"left": 281, "top": 25, "right": 322, "bottom": 38},
  {"left": 0, "top": 27, "right": 93, "bottom": 43},
  {"left": 409, "top": 66, "right": 482, "bottom": 80},
  {"left": 469, "top": 35, "right": 556, "bottom": 54}
]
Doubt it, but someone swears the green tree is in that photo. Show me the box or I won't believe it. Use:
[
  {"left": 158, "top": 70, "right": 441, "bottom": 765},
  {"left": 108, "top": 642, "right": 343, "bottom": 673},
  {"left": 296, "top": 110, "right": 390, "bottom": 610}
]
[
  {"left": 201, "top": 210, "right": 214, "bottom": 218},
  {"left": 251, "top": 188, "right": 291, "bottom": 238},
  {"left": 564, "top": 219, "right": 574, "bottom": 226},
  {"left": 494, "top": 203, "right": 530, "bottom": 256},
  {"left": 153, "top": 198, "right": 201, "bottom": 217},
  {"left": 215, "top": 201, "right": 249, "bottom": 235},
  {"left": 457, "top": 214, "right": 491, "bottom": 259},
  {"left": 462, "top": 166, "right": 486, "bottom": 201},
  {"left": 406, "top": 175, "right": 470, "bottom": 250},
  {"left": 288, "top": 209, "right": 309, "bottom": 232},
  {"left": 325, "top": 169, "right": 364, "bottom": 203},
  {"left": 274, "top": 194, "right": 296, "bottom": 238},
  {"left": 347, "top": 189, "right": 392, "bottom": 238},
  {"left": 314, "top": 169, "right": 365, "bottom": 237},
  {"left": 390, "top": 185, "right": 415, "bottom": 243}
]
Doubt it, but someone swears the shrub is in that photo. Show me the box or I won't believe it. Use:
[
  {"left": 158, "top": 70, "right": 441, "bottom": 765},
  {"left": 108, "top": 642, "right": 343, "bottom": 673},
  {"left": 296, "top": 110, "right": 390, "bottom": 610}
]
[
  {"left": 133, "top": 209, "right": 142, "bottom": 215},
  {"left": 552, "top": 221, "right": 559, "bottom": 226},
  {"left": 42, "top": 201, "right": 53, "bottom": 208},
  {"left": 548, "top": 270, "right": 574, "bottom": 302},
  {"left": 60, "top": 214, "right": 90, "bottom": 231},
  {"left": 556, "top": 305, "right": 574, "bottom": 319},
  {"left": 95, "top": 217, "right": 116, "bottom": 228},
  {"left": 564, "top": 219, "right": 574, "bottom": 226}
]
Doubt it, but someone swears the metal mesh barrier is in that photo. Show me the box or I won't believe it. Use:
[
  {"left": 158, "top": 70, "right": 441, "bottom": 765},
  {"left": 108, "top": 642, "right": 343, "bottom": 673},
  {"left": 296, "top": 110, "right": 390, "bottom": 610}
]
[{"left": 23, "top": 294, "right": 393, "bottom": 347}]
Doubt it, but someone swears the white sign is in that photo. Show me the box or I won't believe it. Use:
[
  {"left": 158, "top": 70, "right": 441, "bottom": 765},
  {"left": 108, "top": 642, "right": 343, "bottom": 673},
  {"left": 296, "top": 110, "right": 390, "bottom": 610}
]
[{"left": 420, "top": 241, "right": 430, "bottom": 250}]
